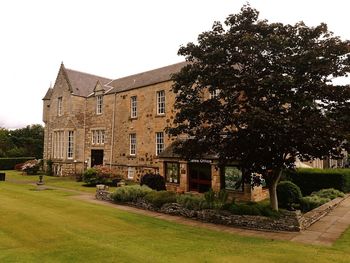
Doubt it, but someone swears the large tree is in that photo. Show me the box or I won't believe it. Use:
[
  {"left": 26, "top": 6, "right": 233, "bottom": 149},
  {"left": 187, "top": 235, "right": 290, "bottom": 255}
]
[{"left": 168, "top": 5, "right": 350, "bottom": 210}]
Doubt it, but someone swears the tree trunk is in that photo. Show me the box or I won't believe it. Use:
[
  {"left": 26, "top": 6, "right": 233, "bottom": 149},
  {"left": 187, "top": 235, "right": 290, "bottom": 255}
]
[{"left": 268, "top": 170, "right": 282, "bottom": 211}]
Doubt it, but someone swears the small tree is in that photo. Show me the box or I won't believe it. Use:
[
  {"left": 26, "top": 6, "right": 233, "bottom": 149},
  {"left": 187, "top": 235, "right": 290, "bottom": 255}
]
[{"left": 168, "top": 5, "right": 350, "bottom": 210}]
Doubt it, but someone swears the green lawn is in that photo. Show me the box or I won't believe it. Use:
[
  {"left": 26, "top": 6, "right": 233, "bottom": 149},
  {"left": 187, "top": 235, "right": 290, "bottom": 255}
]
[{"left": 1, "top": 171, "right": 350, "bottom": 262}]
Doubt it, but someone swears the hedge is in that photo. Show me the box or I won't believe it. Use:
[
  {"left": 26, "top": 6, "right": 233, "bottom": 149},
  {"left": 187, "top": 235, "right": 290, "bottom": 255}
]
[
  {"left": 284, "top": 168, "right": 350, "bottom": 195},
  {"left": 0, "top": 157, "right": 35, "bottom": 170}
]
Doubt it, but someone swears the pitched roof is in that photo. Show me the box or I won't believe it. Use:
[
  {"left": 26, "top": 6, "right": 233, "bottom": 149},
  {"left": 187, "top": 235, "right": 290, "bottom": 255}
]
[
  {"left": 64, "top": 67, "right": 113, "bottom": 97},
  {"left": 42, "top": 88, "right": 53, "bottom": 100},
  {"left": 106, "top": 61, "right": 188, "bottom": 94}
]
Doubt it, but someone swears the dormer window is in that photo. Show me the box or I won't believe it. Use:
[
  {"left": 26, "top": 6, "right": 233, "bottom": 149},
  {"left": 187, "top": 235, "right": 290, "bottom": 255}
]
[
  {"left": 96, "top": 95, "right": 103, "bottom": 114},
  {"left": 57, "top": 97, "right": 62, "bottom": 116}
]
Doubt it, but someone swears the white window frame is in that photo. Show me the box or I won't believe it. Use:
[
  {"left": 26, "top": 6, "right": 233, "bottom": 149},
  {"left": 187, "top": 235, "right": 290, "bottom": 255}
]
[
  {"left": 128, "top": 167, "right": 135, "bottom": 179},
  {"left": 96, "top": 95, "right": 103, "bottom": 114},
  {"left": 130, "top": 96, "right": 137, "bottom": 118},
  {"left": 57, "top": 97, "right": 62, "bottom": 116},
  {"left": 156, "top": 90, "right": 165, "bottom": 115},
  {"left": 92, "top": 130, "right": 105, "bottom": 145},
  {"left": 53, "top": 130, "right": 64, "bottom": 159},
  {"left": 156, "top": 132, "right": 164, "bottom": 156},
  {"left": 67, "top": 131, "right": 74, "bottom": 159},
  {"left": 129, "top": 133, "right": 136, "bottom": 156}
]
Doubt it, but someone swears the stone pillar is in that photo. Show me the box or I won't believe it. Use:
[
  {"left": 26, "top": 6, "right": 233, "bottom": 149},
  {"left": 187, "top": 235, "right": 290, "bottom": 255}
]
[
  {"left": 179, "top": 161, "right": 188, "bottom": 192},
  {"left": 211, "top": 162, "right": 221, "bottom": 192}
]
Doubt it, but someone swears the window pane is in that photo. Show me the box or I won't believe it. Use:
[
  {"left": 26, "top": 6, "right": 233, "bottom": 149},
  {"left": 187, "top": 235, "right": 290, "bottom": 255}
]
[
  {"left": 224, "top": 166, "right": 243, "bottom": 191},
  {"left": 166, "top": 162, "right": 179, "bottom": 183}
]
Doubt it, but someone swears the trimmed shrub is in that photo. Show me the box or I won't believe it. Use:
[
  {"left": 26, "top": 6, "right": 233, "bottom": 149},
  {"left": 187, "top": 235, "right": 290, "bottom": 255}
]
[
  {"left": 144, "top": 191, "right": 176, "bottom": 208},
  {"left": 140, "top": 173, "right": 166, "bottom": 191},
  {"left": 0, "top": 157, "right": 35, "bottom": 170},
  {"left": 285, "top": 168, "right": 350, "bottom": 195},
  {"left": 277, "top": 181, "right": 302, "bottom": 209},
  {"left": 176, "top": 194, "right": 206, "bottom": 210},
  {"left": 111, "top": 185, "right": 152, "bottom": 203}
]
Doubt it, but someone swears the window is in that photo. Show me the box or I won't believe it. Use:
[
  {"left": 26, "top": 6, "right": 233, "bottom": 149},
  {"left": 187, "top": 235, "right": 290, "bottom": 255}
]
[
  {"left": 130, "top": 96, "right": 137, "bottom": 118},
  {"left": 57, "top": 97, "right": 62, "bottom": 116},
  {"left": 156, "top": 90, "right": 165, "bottom": 115},
  {"left": 156, "top": 132, "right": 164, "bottom": 155},
  {"left": 96, "top": 95, "right": 103, "bottom": 114},
  {"left": 224, "top": 166, "right": 243, "bottom": 191},
  {"left": 209, "top": 89, "right": 220, "bottom": 99},
  {"left": 92, "top": 130, "right": 105, "bottom": 145},
  {"left": 53, "top": 131, "right": 64, "bottom": 159},
  {"left": 129, "top": 133, "right": 136, "bottom": 156},
  {"left": 127, "top": 167, "right": 135, "bottom": 180},
  {"left": 67, "top": 131, "right": 74, "bottom": 159},
  {"left": 165, "top": 162, "right": 180, "bottom": 184}
]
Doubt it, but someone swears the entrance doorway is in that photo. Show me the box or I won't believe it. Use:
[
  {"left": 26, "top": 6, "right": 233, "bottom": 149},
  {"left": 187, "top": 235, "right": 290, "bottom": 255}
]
[
  {"left": 91, "top": 150, "right": 104, "bottom": 167},
  {"left": 189, "top": 163, "right": 212, "bottom": 193}
]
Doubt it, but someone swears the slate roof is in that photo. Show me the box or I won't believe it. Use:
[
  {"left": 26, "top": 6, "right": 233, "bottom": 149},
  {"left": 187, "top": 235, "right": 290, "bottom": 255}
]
[
  {"left": 42, "top": 88, "right": 53, "bottom": 100},
  {"left": 64, "top": 68, "right": 113, "bottom": 97},
  {"left": 106, "top": 61, "right": 188, "bottom": 94}
]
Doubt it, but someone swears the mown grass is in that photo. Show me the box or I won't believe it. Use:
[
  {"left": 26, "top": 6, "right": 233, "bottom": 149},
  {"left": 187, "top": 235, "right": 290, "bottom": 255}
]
[{"left": 0, "top": 171, "right": 350, "bottom": 262}]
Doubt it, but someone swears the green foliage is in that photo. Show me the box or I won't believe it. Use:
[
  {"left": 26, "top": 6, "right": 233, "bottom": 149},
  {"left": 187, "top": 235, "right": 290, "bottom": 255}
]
[
  {"left": 0, "top": 125, "right": 44, "bottom": 159},
  {"left": 0, "top": 157, "right": 35, "bottom": 170},
  {"left": 299, "top": 188, "right": 345, "bottom": 212},
  {"left": 204, "top": 189, "right": 229, "bottom": 210},
  {"left": 21, "top": 159, "right": 40, "bottom": 175},
  {"left": 83, "top": 166, "right": 121, "bottom": 186},
  {"left": 285, "top": 168, "right": 350, "bottom": 195},
  {"left": 277, "top": 181, "right": 302, "bottom": 209},
  {"left": 140, "top": 173, "right": 166, "bottom": 191},
  {"left": 111, "top": 185, "right": 152, "bottom": 203},
  {"left": 226, "top": 201, "right": 280, "bottom": 218},
  {"left": 167, "top": 5, "right": 350, "bottom": 211},
  {"left": 300, "top": 196, "right": 330, "bottom": 212},
  {"left": 176, "top": 194, "right": 206, "bottom": 210},
  {"left": 311, "top": 188, "right": 345, "bottom": 199},
  {"left": 144, "top": 191, "right": 177, "bottom": 208},
  {"left": 46, "top": 159, "right": 53, "bottom": 176}
]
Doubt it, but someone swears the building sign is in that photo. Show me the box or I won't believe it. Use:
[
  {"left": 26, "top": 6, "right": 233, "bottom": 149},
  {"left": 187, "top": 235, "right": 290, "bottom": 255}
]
[{"left": 190, "top": 159, "right": 212, "bottom": 164}]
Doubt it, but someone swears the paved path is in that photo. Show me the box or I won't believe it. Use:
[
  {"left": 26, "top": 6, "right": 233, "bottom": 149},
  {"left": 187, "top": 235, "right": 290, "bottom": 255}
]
[{"left": 73, "top": 193, "right": 350, "bottom": 247}]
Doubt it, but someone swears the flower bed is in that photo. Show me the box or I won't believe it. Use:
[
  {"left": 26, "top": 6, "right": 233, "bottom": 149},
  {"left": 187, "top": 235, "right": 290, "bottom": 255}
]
[{"left": 95, "top": 186, "right": 348, "bottom": 232}]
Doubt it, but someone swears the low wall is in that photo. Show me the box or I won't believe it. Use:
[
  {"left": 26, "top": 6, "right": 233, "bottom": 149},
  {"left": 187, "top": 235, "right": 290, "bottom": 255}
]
[{"left": 96, "top": 188, "right": 348, "bottom": 232}]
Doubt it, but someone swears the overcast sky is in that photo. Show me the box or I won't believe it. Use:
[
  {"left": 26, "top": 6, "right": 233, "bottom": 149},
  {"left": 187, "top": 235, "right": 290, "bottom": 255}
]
[{"left": 0, "top": 0, "right": 349, "bottom": 129}]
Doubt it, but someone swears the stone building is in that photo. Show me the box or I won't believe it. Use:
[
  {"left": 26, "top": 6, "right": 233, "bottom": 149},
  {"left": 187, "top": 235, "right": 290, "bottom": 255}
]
[{"left": 43, "top": 62, "right": 268, "bottom": 201}]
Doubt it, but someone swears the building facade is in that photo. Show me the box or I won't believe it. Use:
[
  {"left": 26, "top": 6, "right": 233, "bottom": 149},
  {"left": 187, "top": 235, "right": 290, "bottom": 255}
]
[{"left": 43, "top": 62, "right": 268, "bottom": 201}]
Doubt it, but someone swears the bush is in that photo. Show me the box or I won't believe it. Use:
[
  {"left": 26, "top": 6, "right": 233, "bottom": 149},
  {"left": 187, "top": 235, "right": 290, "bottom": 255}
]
[
  {"left": 83, "top": 166, "right": 121, "bottom": 186},
  {"left": 14, "top": 163, "right": 24, "bottom": 171},
  {"left": 144, "top": 191, "right": 176, "bottom": 208},
  {"left": 21, "top": 159, "right": 40, "bottom": 175},
  {"left": 285, "top": 168, "right": 350, "bottom": 195},
  {"left": 225, "top": 202, "right": 280, "bottom": 217},
  {"left": 300, "top": 195, "right": 330, "bottom": 212},
  {"left": 203, "top": 189, "right": 229, "bottom": 210},
  {"left": 311, "top": 188, "right": 345, "bottom": 199},
  {"left": 46, "top": 159, "right": 53, "bottom": 176},
  {"left": 111, "top": 185, "right": 152, "bottom": 203},
  {"left": 176, "top": 194, "right": 206, "bottom": 210},
  {"left": 277, "top": 181, "right": 302, "bottom": 209},
  {"left": 0, "top": 157, "right": 35, "bottom": 170},
  {"left": 140, "top": 173, "right": 166, "bottom": 191}
]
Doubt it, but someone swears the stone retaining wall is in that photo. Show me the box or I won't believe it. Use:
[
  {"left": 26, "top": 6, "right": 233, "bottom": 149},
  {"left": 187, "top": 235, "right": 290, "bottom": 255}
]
[{"left": 96, "top": 188, "right": 348, "bottom": 232}]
